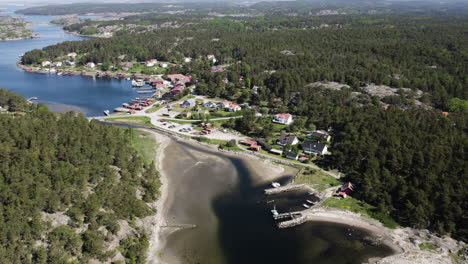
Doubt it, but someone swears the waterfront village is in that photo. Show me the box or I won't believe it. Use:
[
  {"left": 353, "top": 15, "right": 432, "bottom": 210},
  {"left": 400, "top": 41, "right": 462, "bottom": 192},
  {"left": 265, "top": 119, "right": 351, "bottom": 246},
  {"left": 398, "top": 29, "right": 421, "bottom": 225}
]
[
  {"left": 14, "top": 42, "right": 466, "bottom": 263},
  {"left": 22, "top": 52, "right": 334, "bottom": 165},
  {"left": 20, "top": 51, "right": 357, "bottom": 204}
]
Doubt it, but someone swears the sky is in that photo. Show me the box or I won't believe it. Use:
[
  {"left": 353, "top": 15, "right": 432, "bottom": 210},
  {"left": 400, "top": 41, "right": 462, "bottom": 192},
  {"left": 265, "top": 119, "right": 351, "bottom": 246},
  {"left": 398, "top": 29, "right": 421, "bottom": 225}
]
[{"left": 0, "top": 0, "right": 466, "bottom": 5}]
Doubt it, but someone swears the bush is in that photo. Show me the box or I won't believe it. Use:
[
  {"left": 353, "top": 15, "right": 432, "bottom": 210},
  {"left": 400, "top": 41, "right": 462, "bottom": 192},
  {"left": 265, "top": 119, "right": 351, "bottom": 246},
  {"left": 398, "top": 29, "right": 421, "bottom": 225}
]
[{"left": 226, "top": 139, "right": 236, "bottom": 147}]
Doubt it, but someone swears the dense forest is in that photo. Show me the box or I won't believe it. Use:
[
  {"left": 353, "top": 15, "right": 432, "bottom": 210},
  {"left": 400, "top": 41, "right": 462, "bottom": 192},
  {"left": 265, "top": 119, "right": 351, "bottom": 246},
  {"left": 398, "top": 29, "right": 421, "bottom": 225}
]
[
  {"left": 22, "top": 15, "right": 468, "bottom": 109},
  {"left": 0, "top": 89, "right": 160, "bottom": 263}
]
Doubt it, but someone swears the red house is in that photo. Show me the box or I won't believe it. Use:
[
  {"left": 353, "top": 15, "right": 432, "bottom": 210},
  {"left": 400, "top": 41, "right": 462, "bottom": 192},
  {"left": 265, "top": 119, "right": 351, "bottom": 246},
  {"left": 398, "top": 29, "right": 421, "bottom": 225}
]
[{"left": 337, "top": 182, "right": 354, "bottom": 198}]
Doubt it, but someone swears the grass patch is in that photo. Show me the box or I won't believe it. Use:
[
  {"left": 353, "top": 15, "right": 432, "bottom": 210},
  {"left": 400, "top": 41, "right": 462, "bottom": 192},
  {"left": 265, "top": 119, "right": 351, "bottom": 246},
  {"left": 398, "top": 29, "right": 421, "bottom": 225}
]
[
  {"left": 193, "top": 137, "right": 227, "bottom": 146},
  {"left": 145, "top": 104, "right": 164, "bottom": 113},
  {"left": 162, "top": 119, "right": 199, "bottom": 124},
  {"left": 130, "top": 130, "right": 157, "bottom": 165},
  {"left": 295, "top": 168, "right": 341, "bottom": 190},
  {"left": 419, "top": 242, "right": 437, "bottom": 251},
  {"left": 106, "top": 116, "right": 153, "bottom": 127},
  {"left": 322, "top": 197, "right": 399, "bottom": 229}
]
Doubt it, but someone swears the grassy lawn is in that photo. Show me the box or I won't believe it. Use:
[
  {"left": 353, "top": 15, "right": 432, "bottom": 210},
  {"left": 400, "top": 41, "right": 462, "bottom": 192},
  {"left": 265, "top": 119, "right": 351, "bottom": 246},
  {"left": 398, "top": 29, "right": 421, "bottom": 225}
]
[
  {"left": 130, "top": 130, "right": 157, "bottom": 165},
  {"left": 294, "top": 168, "right": 341, "bottom": 190},
  {"left": 145, "top": 104, "right": 164, "bottom": 113},
  {"left": 322, "top": 197, "right": 399, "bottom": 228},
  {"left": 197, "top": 138, "right": 228, "bottom": 145},
  {"left": 162, "top": 119, "right": 199, "bottom": 124},
  {"left": 419, "top": 242, "right": 437, "bottom": 251},
  {"left": 106, "top": 116, "right": 154, "bottom": 127}
]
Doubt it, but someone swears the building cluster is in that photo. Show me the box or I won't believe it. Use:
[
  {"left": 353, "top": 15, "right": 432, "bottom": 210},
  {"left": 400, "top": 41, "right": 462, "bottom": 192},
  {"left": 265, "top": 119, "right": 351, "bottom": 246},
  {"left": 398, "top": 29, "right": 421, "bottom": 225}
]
[
  {"left": 241, "top": 129, "right": 331, "bottom": 161},
  {"left": 161, "top": 74, "right": 192, "bottom": 99}
]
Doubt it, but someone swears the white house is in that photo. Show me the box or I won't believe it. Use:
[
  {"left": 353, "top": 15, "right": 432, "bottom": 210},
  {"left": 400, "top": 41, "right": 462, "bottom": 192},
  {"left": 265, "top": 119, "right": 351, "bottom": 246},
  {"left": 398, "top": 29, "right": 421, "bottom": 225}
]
[
  {"left": 273, "top": 113, "right": 293, "bottom": 125},
  {"left": 218, "top": 101, "right": 241, "bottom": 112},
  {"left": 52, "top": 62, "right": 62, "bottom": 67},
  {"left": 159, "top": 63, "right": 168, "bottom": 68},
  {"left": 41, "top": 61, "right": 51, "bottom": 67},
  {"left": 67, "top": 52, "right": 77, "bottom": 58},
  {"left": 85, "top": 62, "right": 96, "bottom": 68},
  {"left": 184, "top": 57, "right": 192, "bottom": 63},
  {"left": 64, "top": 60, "right": 75, "bottom": 66},
  {"left": 145, "top": 59, "right": 158, "bottom": 67},
  {"left": 207, "top": 54, "right": 217, "bottom": 63},
  {"left": 228, "top": 103, "right": 241, "bottom": 112}
]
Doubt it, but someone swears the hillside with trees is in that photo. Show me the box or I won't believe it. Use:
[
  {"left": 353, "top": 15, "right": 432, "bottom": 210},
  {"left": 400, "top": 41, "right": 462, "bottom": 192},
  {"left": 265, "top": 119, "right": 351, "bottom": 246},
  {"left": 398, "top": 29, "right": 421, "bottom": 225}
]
[
  {"left": 0, "top": 89, "right": 160, "bottom": 263},
  {"left": 17, "top": 5, "right": 468, "bottom": 242},
  {"left": 21, "top": 15, "right": 467, "bottom": 109}
]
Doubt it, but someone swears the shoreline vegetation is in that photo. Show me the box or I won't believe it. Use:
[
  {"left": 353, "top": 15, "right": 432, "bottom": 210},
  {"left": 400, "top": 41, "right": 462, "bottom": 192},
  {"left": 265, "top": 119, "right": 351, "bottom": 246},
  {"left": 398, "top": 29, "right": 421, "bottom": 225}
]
[{"left": 0, "top": 89, "right": 162, "bottom": 263}]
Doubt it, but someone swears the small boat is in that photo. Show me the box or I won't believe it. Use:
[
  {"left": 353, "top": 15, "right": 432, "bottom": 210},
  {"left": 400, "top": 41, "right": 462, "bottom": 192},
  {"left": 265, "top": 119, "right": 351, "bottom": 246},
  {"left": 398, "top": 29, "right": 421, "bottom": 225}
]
[
  {"left": 103, "top": 110, "right": 110, "bottom": 116},
  {"left": 131, "top": 80, "right": 144, "bottom": 87},
  {"left": 303, "top": 204, "right": 310, "bottom": 209},
  {"left": 271, "top": 205, "right": 279, "bottom": 217},
  {"left": 57, "top": 72, "right": 63, "bottom": 76},
  {"left": 306, "top": 200, "right": 314, "bottom": 204},
  {"left": 271, "top": 182, "right": 281, "bottom": 188},
  {"left": 271, "top": 209, "right": 279, "bottom": 217},
  {"left": 136, "top": 90, "right": 153, "bottom": 94}
]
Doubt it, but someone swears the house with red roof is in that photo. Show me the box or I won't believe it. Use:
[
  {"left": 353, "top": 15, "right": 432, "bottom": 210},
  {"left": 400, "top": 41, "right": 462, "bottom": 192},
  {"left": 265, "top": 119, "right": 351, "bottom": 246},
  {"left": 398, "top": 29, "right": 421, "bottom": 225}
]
[
  {"left": 336, "top": 182, "right": 354, "bottom": 198},
  {"left": 273, "top": 113, "right": 293, "bottom": 125}
]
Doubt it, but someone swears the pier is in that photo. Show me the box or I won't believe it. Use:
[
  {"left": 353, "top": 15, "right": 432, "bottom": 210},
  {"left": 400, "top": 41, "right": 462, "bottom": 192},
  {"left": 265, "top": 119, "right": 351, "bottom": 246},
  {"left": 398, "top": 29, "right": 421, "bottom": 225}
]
[{"left": 273, "top": 211, "right": 302, "bottom": 220}]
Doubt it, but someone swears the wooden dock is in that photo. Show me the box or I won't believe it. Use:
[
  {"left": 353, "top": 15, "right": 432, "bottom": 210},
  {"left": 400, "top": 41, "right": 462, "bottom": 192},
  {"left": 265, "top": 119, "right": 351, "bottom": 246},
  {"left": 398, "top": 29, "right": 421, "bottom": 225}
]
[{"left": 273, "top": 211, "right": 302, "bottom": 220}]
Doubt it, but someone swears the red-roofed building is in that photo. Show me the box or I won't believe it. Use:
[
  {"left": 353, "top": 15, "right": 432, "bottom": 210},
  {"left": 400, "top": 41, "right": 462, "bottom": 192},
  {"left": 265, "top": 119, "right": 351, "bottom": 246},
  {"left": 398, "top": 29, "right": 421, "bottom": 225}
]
[
  {"left": 167, "top": 74, "right": 192, "bottom": 84},
  {"left": 273, "top": 113, "right": 293, "bottom": 125},
  {"left": 337, "top": 182, "right": 354, "bottom": 198},
  {"left": 241, "top": 139, "right": 257, "bottom": 146}
]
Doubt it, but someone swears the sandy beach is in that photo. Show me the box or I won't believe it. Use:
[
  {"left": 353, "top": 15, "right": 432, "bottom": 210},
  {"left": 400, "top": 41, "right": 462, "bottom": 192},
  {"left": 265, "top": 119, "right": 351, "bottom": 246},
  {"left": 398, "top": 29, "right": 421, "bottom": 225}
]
[
  {"left": 141, "top": 131, "right": 172, "bottom": 264},
  {"left": 139, "top": 128, "right": 464, "bottom": 264}
]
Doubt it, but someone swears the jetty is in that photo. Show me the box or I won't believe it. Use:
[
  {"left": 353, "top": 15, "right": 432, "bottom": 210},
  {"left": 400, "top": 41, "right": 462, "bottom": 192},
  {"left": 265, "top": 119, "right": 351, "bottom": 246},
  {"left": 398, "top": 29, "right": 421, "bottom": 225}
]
[
  {"left": 161, "top": 224, "right": 197, "bottom": 229},
  {"left": 278, "top": 215, "right": 308, "bottom": 228},
  {"left": 273, "top": 211, "right": 302, "bottom": 220}
]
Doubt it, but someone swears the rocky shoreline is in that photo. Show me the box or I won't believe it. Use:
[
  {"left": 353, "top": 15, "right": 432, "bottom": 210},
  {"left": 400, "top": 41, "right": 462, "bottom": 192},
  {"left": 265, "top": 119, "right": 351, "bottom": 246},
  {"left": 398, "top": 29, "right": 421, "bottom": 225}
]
[{"left": 17, "top": 62, "right": 163, "bottom": 80}]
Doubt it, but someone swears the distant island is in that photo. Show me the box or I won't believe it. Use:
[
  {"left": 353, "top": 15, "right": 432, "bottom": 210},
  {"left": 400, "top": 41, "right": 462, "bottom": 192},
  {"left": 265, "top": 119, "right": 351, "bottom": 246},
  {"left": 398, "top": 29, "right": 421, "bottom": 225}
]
[{"left": 0, "top": 16, "right": 37, "bottom": 41}]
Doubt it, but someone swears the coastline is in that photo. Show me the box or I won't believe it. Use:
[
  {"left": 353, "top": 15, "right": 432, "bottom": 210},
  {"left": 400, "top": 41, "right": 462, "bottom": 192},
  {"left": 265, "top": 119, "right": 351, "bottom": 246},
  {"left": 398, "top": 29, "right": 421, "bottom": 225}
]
[
  {"left": 139, "top": 127, "right": 464, "bottom": 264},
  {"left": 17, "top": 62, "right": 163, "bottom": 80},
  {"left": 140, "top": 130, "right": 172, "bottom": 264}
]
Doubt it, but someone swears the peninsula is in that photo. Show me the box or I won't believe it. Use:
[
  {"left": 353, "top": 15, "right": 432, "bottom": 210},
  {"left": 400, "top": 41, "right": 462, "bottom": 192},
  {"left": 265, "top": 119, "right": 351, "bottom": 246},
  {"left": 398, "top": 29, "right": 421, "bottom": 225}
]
[{"left": 0, "top": 16, "right": 36, "bottom": 41}]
